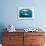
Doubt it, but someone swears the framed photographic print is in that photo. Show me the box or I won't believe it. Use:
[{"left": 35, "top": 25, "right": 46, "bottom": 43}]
[{"left": 17, "top": 7, "right": 34, "bottom": 19}]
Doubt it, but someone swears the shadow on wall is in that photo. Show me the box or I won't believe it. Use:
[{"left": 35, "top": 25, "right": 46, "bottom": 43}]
[{"left": 0, "top": 24, "right": 7, "bottom": 43}]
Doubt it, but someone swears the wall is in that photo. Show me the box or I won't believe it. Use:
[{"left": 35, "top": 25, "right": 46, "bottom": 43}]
[{"left": 0, "top": 0, "right": 46, "bottom": 30}]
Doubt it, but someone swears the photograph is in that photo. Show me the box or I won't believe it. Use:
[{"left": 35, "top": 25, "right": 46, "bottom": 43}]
[
  {"left": 18, "top": 7, "right": 34, "bottom": 19},
  {"left": 0, "top": 0, "right": 45, "bottom": 46}
]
